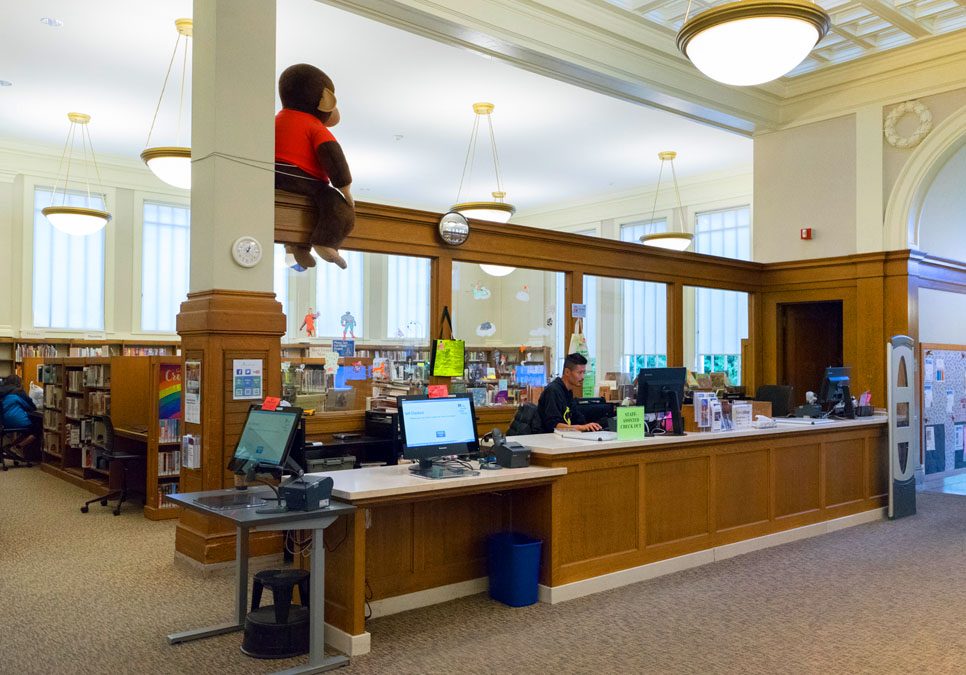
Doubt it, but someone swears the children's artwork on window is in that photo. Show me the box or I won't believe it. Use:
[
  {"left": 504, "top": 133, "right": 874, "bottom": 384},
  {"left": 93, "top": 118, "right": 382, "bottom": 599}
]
[
  {"left": 516, "top": 285, "right": 530, "bottom": 302},
  {"left": 340, "top": 311, "right": 357, "bottom": 339},
  {"left": 476, "top": 321, "right": 496, "bottom": 337},
  {"left": 473, "top": 283, "right": 491, "bottom": 300},
  {"left": 300, "top": 308, "right": 320, "bottom": 337}
]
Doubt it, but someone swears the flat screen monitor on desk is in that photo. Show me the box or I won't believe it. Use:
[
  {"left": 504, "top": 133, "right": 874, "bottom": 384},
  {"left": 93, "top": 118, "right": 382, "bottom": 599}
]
[
  {"left": 820, "top": 366, "right": 854, "bottom": 417},
  {"left": 573, "top": 397, "right": 615, "bottom": 425},
  {"left": 398, "top": 394, "right": 480, "bottom": 480},
  {"left": 637, "top": 367, "right": 687, "bottom": 435},
  {"left": 195, "top": 406, "right": 303, "bottom": 510}
]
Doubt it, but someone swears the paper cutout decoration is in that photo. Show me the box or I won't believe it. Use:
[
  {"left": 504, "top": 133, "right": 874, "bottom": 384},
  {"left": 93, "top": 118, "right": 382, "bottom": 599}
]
[
  {"left": 476, "top": 321, "right": 496, "bottom": 337},
  {"left": 428, "top": 384, "right": 449, "bottom": 398},
  {"left": 516, "top": 285, "right": 530, "bottom": 302},
  {"left": 473, "top": 284, "right": 492, "bottom": 300}
]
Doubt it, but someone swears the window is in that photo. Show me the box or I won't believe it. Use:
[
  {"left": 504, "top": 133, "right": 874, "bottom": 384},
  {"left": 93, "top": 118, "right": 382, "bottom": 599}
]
[
  {"left": 316, "top": 251, "right": 364, "bottom": 338},
  {"left": 386, "top": 255, "right": 430, "bottom": 339},
  {"left": 691, "top": 207, "right": 751, "bottom": 384},
  {"left": 141, "top": 200, "right": 190, "bottom": 332},
  {"left": 620, "top": 218, "right": 667, "bottom": 244},
  {"left": 273, "top": 244, "right": 290, "bottom": 337},
  {"left": 694, "top": 206, "right": 750, "bottom": 261},
  {"left": 619, "top": 220, "right": 668, "bottom": 373},
  {"left": 32, "top": 188, "right": 105, "bottom": 330}
]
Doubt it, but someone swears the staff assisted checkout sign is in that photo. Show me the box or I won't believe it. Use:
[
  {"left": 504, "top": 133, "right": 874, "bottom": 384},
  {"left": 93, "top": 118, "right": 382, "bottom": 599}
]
[{"left": 617, "top": 407, "right": 647, "bottom": 441}]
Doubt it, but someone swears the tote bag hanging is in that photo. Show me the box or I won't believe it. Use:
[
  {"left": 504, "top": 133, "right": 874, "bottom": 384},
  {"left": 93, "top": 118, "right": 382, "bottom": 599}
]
[
  {"left": 430, "top": 306, "right": 465, "bottom": 377},
  {"left": 568, "top": 318, "right": 588, "bottom": 357}
]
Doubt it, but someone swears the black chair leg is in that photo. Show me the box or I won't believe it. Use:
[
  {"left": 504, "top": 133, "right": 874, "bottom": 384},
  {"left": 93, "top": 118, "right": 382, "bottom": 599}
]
[
  {"left": 251, "top": 578, "right": 264, "bottom": 612},
  {"left": 298, "top": 577, "right": 310, "bottom": 609},
  {"left": 273, "top": 588, "right": 293, "bottom": 624}
]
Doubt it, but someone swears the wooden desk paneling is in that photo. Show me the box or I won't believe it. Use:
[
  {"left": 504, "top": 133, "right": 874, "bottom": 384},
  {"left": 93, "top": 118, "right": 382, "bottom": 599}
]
[{"left": 533, "top": 421, "right": 887, "bottom": 587}]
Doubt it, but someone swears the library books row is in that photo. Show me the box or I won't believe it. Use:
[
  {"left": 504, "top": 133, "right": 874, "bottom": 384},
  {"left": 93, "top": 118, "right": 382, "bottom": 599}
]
[
  {"left": 159, "top": 449, "right": 181, "bottom": 476},
  {"left": 157, "top": 482, "right": 179, "bottom": 509},
  {"left": 14, "top": 343, "right": 180, "bottom": 361}
]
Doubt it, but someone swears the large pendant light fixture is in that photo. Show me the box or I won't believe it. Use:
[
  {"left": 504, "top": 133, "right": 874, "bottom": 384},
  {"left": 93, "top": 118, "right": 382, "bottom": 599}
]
[
  {"left": 42, "top": 113, "right": 112, "bottom": 236},
  {"left": 450, "top": 102, "right": 516, "bottom": 224},
  {"left": 676, "top": 0, "right": 830, "bottom": 86},
  {"left": 639, "top": 151, "right": 694, "bottom": 252},
  {"left": 141, "top": 18, "right": 192, "bottom": 189}
]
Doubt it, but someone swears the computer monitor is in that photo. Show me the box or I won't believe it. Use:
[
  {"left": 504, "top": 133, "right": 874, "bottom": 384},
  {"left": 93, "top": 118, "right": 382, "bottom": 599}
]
[
  {"left": 637, "top": 367, "right": 687, "bottom": 435},
  {"left": 573, "top": 397, "right": 615, "bottom": 424},
  {"left": 227, "top": 405, "right": 304, "bottom": 474},
  {"left": 398, "top": 394, "right": 480, "bottom": 479},
  {"left": 819, "top": 366, "right": 853, "bottom": 417}
]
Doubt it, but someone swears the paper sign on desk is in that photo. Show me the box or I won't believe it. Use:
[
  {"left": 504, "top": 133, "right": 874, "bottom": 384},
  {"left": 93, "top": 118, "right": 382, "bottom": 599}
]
[
  {"left": 617, "top": 406, "right": 647, "bottom": 441},
  {"left": 262, "top": 396, "right": 281, "bottom": 410},
  {"left": 428, "top": 385, "right": 449, "bottom": 398}
]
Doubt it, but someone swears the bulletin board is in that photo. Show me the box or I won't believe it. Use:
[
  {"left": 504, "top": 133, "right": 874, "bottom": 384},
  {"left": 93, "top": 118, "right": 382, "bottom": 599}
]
[{"left": 920, "top": 343, "right": 966, "bottom": 474}]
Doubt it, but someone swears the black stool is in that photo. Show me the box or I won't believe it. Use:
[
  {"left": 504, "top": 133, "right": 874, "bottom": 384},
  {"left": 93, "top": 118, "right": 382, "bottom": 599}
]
[{"left": 241, "top": 569, "right": 311, "bottom": 659}]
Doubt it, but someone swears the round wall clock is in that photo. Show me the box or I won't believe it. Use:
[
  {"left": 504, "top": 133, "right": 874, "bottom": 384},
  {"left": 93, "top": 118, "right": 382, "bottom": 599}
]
[{"left": 231, "top": 236, "right": 262, "bottom": 267}]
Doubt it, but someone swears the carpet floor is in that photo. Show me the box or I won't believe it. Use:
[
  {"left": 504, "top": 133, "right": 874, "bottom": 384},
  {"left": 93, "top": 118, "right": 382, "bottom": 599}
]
[{"left": 2, "top": 466, "right": 965, "bottom": 674}]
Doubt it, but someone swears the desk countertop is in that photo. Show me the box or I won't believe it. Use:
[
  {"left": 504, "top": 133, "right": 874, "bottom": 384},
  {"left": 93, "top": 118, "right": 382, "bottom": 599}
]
[
  {"left": 512, "top": 415, "right": 888, "bottom": 457},
  {"left": 306, "top": 462, "right": 566, "bottom": 502}
]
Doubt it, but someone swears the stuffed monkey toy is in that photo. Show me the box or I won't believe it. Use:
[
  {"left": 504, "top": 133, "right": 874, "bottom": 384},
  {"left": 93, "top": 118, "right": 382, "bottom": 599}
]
[{"left": 275, "top": 64, "right": 355, "bottom": 269}]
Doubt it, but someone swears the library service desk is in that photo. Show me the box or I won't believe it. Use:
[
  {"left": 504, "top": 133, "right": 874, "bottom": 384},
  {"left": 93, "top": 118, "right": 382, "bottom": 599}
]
[{"left": 313, "top": 416, "right": 888, "bottom": 657}]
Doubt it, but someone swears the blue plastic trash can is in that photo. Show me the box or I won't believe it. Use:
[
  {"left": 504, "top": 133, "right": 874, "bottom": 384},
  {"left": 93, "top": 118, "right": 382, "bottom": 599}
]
[{"left": 487, "top": 532, "right": 542, "bottom": 607}]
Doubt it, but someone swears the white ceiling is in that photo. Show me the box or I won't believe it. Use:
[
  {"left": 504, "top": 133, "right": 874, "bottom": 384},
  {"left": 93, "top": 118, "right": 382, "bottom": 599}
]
[
  {"left": 0, "top": 0, "right": 753, "bottom": 214},
  {"left": 603, "top": 0, "right": 966, "bottom": 77}
]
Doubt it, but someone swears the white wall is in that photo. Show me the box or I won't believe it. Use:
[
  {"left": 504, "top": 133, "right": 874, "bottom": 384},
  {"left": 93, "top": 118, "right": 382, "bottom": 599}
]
[
  {"left": 920, "top": 288, "right": 966, "bottom": 345},
  {"left": 918, "top": 141, "right": 966, "bottom": 260}
]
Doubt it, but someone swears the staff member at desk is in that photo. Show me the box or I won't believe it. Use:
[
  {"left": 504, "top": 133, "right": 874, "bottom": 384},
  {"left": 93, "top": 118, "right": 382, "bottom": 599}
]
[{"left": 537, "top": 353, "right": 602, "bottom": 433}]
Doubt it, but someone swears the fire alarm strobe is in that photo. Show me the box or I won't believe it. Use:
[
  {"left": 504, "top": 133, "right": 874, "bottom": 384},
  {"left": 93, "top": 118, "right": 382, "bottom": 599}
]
[{"left": 800, "top": 228, "right": 812, "bottom": 240}]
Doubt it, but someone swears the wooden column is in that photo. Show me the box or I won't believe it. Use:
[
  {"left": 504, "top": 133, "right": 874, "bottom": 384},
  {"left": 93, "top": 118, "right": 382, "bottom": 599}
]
[{"left": 666, "top": 283, "right": 684, "bottom": 367}]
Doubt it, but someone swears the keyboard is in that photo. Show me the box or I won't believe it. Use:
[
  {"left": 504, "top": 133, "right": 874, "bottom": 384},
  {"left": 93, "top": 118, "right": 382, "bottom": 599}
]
[{"left": 554, "top": 430, "right": 619, "bottom": 442}]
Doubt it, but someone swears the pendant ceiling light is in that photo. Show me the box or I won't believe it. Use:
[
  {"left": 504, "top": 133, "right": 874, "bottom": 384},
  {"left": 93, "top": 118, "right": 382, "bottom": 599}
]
[
  {"left": 141, "top": 18, "right": 192, "bottom": 189},
  {"left": 480, "top": 264, "right": 516, "bottom": 277},
  {"left": 42, "top": 112, "right": 112, "bottom": 236},
  {"left": 639, "top": 151, "right": 694, "bottom": 252},
  {"left": 676, "top": 0, "right": 831, "bottom": 86},
  {"left": 450, "top": 102, "right": 516, "bottom": 224}
]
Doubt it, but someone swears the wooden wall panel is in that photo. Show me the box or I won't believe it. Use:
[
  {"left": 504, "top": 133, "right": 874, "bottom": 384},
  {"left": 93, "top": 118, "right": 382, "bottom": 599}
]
[
  {"left": 715, "top": 449, "right": 770, "bottom": 531},
  {"left": 773, "top": 443, "right": 821, "bottom": 518},
  {"left": 556, "top": 464, "right": 640, "bottom": 565},
  {"left": 366, "top": 504, "right": 415, "bottom": 595},
  {"left": 644, "top": 456, "right": 710, "bottom": 547},
  {"left": 824, "top": 438, "right": 865, "bottom": 507},
  {"left": 869, "top": 432, "right": 890, "bottom": 498}
]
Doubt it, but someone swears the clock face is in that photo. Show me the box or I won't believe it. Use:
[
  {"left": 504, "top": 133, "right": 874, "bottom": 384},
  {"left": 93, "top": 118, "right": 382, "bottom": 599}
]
[{"left": 231, "top": 236, "right": 262, "bottom": 267}]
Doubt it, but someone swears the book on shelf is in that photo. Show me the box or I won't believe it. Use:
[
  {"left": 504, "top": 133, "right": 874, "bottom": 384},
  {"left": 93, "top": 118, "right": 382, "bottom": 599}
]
[
  {"left": 159, "top": 419, "right": 181, "bottom": 443},
  {"left": 158, "top": 482, "right": 179, "bottom": 508},
  {"left": 122, "top": 346, "right": 171, "bottom": 356},
  {"left": 65, "top": 396, "right": 86, "bottom": 418},
  {"left": 88, "top": 391, "right": 111, "bottom": 416},
  {"left": 16, "top": 343, "right": 59, "bottom": 361},
  {"left": 44, "top": 431, "right": 62, "bottom": 457},
  {"left": 67, "top": 424, "right": 81, "bottom": 448},
  {"left": 69, "top": 346, "right": 107, "bottom": 357},
  {"left": 83, "top": 364, "right": 110, "bottom": 387},
  {"left": 181, "top": 434, "right": 202, "bottom": 469},
  {"left": 158, "top": 449, "right": 181, "bottom": 476},
  {"left": 66, "top": 369, "right": 85, "bottom": 391}
]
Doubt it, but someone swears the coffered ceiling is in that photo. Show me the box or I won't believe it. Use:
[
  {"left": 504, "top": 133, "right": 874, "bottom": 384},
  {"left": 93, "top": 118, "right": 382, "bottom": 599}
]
[{"left": 602, "top": 0, "right": 966, "bottom": 76}]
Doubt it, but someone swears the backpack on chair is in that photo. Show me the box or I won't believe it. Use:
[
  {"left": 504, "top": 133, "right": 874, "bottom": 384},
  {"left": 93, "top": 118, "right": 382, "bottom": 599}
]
[{"left": 507, "top": 402, "right": 543, "bottom": 436}]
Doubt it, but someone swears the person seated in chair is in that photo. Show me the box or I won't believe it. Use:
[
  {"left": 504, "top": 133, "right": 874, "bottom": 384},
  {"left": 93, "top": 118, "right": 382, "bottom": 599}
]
[
  {"left": 0, "top": 375, "right": 38, "bottom": 459},
  {"left": 536, "top": 353, "right": 603, "bottom": 433}
]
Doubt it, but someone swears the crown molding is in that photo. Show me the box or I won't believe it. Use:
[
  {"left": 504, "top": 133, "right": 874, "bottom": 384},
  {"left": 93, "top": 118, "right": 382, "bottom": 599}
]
[
  {"left": 327, "top": 0, "right": 781, "bottom": 133},
  {"left": 774, "top": 31, "right": 966, "bottom": 128}
]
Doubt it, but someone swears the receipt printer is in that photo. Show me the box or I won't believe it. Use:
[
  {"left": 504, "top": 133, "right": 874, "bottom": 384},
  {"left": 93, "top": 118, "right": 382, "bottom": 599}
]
[
  {"left": 279, "top": 475, "right": 333, "bottom": 511},
  {"left": 495, "top": 442, "right": 530, "bottom": 468}
]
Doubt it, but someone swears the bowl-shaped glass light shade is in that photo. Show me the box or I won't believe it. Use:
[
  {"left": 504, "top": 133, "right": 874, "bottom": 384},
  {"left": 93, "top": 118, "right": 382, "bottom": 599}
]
[
  {"left": 451, "top": 201, "right": 515, "bottom": 224},
  {"left": 141, "top": 147, "right": 191, "bottom": 189},
  {"left": 639, "top": 232, "right": 694, "bottom": 251},
  {"left": 42, "top": 206, "right": 112, "bottom": 236},
  {"left": 480, "top": 264, "right": 516, "bottom": 277},
  {"left": 677, "top": 1, "right": 831, "bottom": 86}
]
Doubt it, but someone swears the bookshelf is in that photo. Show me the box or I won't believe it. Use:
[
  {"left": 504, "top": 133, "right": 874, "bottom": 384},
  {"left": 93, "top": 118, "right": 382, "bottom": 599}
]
[
  {"left": 13, "top": 338, "right": 180, "bottom": 378},
  {"left": 36, "top": 355, "right": 184, "bottom": 518},
  {"left": 0, "top": 338, "right": 13, "bottom": 378}
]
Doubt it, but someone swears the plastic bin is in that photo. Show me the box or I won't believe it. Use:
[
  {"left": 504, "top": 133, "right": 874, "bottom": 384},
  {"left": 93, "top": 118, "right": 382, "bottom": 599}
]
[{"left": 487, "top": 532, "right": 542, "bottom": 607}]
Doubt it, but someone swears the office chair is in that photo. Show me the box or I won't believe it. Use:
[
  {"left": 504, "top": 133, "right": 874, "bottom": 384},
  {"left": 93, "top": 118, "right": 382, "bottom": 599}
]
[
  {"left": 0, "top": 416, "right": 33, "bottom": 470},
  {"left": 81, "top": 416, "right": 145, "bottom": 516},
  {"left": 755, "top": 385, "right": 795, "bottom": 418}
]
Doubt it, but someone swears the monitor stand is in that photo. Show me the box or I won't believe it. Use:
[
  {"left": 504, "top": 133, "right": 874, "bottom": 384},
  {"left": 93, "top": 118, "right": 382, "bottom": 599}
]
[{"left": 409, "top": 458, "right": 480, "bottom": 480}]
